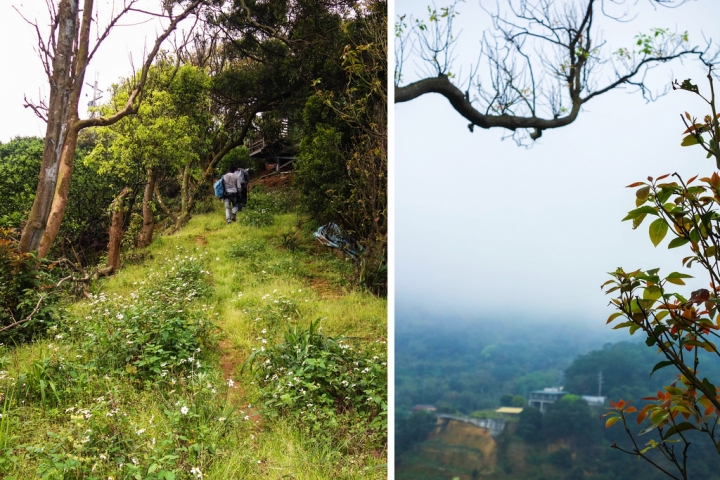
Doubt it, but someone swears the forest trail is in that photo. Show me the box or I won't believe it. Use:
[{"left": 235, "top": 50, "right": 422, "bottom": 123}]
[{"left": 2, "top": 184, "right": 387, "bottom": 479}]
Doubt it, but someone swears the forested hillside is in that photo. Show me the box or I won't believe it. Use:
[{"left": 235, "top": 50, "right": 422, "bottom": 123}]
[{"left": 395, "top": 317, "right": 720, "bottom": 480}]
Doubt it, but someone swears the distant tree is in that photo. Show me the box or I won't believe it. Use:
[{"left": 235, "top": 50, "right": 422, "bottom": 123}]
[
  {"left": 548, "top": 447, "right": 572, "bottom": 469},
  {"left": 395, "top": 0, "right": 712, "bottom": 144},
  {"left": 544, "top": 395, "right": 599, "bottom": 444},
  {"left": 395, "top": 410, "right": 437, "bottom": 459},
  {"left": 564, "top": 342, "right": 683, "bottom": 402},
  {"left": 517, "top": 406, "right": 543, "bottom": 442},
  {"left": 500, "top": 394, "right": 514, "bottom": 406},
  {"left": 512, "top": 395, "right": 527, "bottom": 407}
]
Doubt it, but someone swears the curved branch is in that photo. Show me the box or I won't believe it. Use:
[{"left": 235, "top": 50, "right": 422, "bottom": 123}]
[{"left": 396, "top": 74, "right": 580, "bottom": 136}]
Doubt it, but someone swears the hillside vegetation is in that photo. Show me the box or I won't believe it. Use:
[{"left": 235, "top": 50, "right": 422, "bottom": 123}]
[
  {"left": 0, "top": 184, "right": 387, "bottom": 479},
  {"left": 395, "top": 316, "right": 720, "bottom": 479}
]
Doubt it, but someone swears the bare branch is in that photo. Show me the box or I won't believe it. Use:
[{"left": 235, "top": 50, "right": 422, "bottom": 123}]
[{"left": 0, "top": 294, "right": 47, "bottom": 335}]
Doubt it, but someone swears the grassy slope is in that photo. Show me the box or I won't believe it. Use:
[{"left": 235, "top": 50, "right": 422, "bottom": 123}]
[{"left": 2, "top": 186, "right": 387, "bottom": 479}]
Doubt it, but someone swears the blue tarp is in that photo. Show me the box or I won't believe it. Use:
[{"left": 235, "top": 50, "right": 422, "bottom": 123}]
[{"left": 313, "top": 222, "right": 364, "bottom": 259}]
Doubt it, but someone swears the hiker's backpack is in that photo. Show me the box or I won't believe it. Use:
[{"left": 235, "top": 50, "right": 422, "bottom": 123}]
[{"left": 213, "top": 178, "right": 226, "bottom": 199}]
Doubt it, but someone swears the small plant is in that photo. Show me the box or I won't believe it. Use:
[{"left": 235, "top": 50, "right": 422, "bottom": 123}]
[
  {"left": 0, "top": 228, "right": 58, "bottom": 344},
  {"left": 244, "top": 319, "right": 387, "bottom": 449},
  {"left": 279, "top": 231, "right": 300, "bottom": 252},
  {"left": 227, "top": 238, "right": 267, "bottom": 258},
  {"left": 238, "top": 207, "right": 274, "bottom": 228},
  {"left": 72, "top": 252, "right": 216, "bottom": 384}
]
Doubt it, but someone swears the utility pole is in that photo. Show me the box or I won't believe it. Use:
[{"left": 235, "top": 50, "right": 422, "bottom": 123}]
[
  {"left": 598, "top": 371, "right": 604, "bottom": 397},
  {"left": 86, "top": 72, "right": 102, "bottom": 118}
]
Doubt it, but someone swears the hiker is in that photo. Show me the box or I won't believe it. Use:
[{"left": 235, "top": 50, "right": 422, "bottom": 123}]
[
  {"left": 223, "top": 166, "right": 242, "bottom": 223},
  {"left": 236, "top": 166, "right": 249, "bottom": 210}
]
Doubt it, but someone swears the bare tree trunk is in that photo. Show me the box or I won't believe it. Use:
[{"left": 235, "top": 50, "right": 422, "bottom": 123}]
[
  {"left": 107, "top": 187, "right": 131, "bottom": 272},
  {"left": 137, "top": 168, "right": 156, "bottom": 248},
  {"left": 37, "top": 126, "right": 80, "bottom": 258},
  {"left": 19, "top": 0, "right": 80, "bottom": 254}
]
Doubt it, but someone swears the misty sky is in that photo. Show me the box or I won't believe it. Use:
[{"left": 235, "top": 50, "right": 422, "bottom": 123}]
[{"left": 395, "top": 0, "right": 720, "bottom": 327}]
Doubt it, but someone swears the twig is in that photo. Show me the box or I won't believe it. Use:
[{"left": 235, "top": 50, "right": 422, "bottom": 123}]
[{"left": 0, "top": 294, "right": 47, "bottom": 335}]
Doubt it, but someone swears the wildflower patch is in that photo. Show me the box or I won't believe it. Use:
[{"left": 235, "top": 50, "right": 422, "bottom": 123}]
[{"left": 70, "top": 252, "right": 217, "bottom": 384}]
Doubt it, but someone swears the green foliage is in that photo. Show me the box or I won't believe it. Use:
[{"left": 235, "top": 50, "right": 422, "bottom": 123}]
[
  {"left": 547, "top": 447, "right": 572, "bottom": 469},
  {"left": 544, "top": 395, "right": 599, "bottom": 443},
  {"left": 564, "top": 342, "right": 692, "bottom": 402},
  {"left": 296, "top": 119, "right": 348, "bottom": 221},
  {"left": 69, "top": 252, "right": 215, "bottom": 384},
  {"left": 244, "top": 319, "right": 387, "bottom": 449},
  {"left": 0, "top": 137, "right": 43, "bottom": 229},
  {"left": 395, "top": 410, "right": 437, "bottom": 456},
  {"left": 517, "top": 406, "right": 543, "bottom": 442},
  {"left": 0, "top": 228, "right": 58, "bottom": 343},
  {"left": 0, "top": 135, "right": 120, "bottom": 262}
]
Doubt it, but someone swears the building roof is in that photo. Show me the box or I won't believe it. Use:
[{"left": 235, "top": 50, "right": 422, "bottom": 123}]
[{"left": 496, "top": 407, "right": 523, "bottom": 414}]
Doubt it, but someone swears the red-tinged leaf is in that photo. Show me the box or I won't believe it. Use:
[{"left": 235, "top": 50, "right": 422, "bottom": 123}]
[
  {"left": 682, "top": 123, "right": 704, "bottom": 134},
  {"left": 606, "top": 416, "right": 621, "bottom": 428},
  {"left": 705, "top": 405, "right": 715, "bottom": 416},
  {"left": 648, "top": 176, "right": 654, "bottom": 182},
  {"left": 711, "top": 172, "right": 720, "bottom": 190},
  {"left": 687, "top": 175, "right": 699, "bottom": 185},
  {"left": 600, "top": 279, "right": 616, "bottom": 289},
  {"left": 625, "top": 406, "right": 638, "bottom": 413},
  {"left": 684, "top": 344, "right": 695, "bottom": 351},
  {"left": 626, "top": 181, "right": 647, "bottom": 188},
  {"left": 637, "top": 404, "right": 654, "bottom": 424},
  {"left": 685, "top": 111, "right": 692, "bottom": 121},
  {"left": 657, "top": 173, "right": 671, "bottom": 181}
]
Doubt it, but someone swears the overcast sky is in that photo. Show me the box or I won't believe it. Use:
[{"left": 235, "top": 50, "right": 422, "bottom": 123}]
[
  {"left": 395, "top": 0, "right": 720, "bottom": 327},
  {"left": 0, "top": 1, "right": 196, "bottom": 143}
]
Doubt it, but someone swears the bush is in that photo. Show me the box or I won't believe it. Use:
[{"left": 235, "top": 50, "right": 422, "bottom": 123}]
[
  {"left": 70, "top": 252, "right": 216, "bottom": 384},
  {"left": 0, "top": 228, "right": 57, "bottom": 344},
  {"left": 244, "top": 319, "right": 387, "bottom": 449}
]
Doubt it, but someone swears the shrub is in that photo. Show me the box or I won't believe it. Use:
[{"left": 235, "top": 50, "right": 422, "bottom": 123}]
[
  {"left": 71, "top": 252, "right": 216, "bottom": 384},
  {"left": 244, "top": 319, "right": 387, "bottom": 449},
  {"left": 0, "top": 228, "right": 57, "bottom": 344}
]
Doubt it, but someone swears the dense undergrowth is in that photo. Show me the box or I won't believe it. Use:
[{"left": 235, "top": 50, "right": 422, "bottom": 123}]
[{"left": 0, "top": 186, "right": 387, "bottom": 479}]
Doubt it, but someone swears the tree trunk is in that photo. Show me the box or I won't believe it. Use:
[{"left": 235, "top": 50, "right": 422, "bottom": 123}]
[
  {"left": 19, "top": 0, "right": 80, "bottom": 254},
  {"left": 137, "top": 168, "right": 156, "bottom": 248},
  {"left": 37, "top": 126, "right": 80, "bottom": 258},
  {"left": 107, "top": 187, "right": 131, "bottom": 272}
]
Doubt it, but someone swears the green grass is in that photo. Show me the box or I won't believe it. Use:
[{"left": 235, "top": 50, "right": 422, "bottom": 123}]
[{"left": 0, "top": 187, "right": 386, "bottom": 479}]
